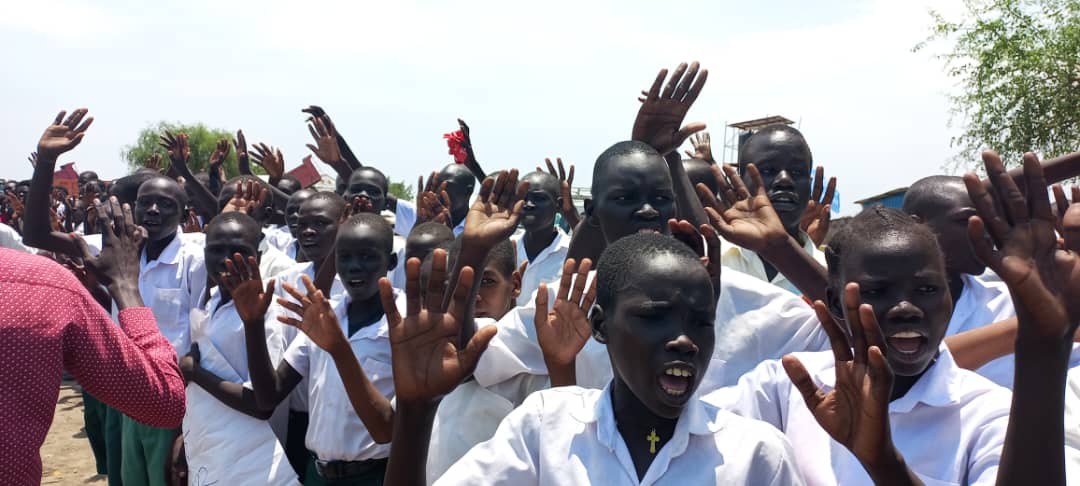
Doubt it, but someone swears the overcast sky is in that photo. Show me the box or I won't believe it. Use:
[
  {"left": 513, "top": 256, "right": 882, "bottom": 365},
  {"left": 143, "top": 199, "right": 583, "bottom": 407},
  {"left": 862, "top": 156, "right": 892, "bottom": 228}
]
[{"left": 0, "top": 0, "right": 968, "bottom": 215}]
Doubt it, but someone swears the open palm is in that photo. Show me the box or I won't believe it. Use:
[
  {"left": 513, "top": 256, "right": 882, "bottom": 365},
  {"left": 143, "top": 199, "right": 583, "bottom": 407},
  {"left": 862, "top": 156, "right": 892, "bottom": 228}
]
[
  {"left": 534, "top": 259, "right": 595, "bottom": 368},
  {"left": 698, "top": 163, "right": 789, "bottom": 252},
  {"left": 464, "top": 170, "right": 525, "bottom": 250},
  {"left": 220, "top": 253, "right": 275, "bottom": 324},
  {"left": 37, "top": 109, "right": 94, "bottom": 159},
  {"left": 632, "top": 62, "right": 708, "bottom": 155}
]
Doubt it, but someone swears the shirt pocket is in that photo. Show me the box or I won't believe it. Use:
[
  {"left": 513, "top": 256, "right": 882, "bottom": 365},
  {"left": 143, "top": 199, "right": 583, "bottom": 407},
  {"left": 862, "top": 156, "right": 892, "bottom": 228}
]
[{"left": 150, "top": 288, "right": 186, "bottom": 335}]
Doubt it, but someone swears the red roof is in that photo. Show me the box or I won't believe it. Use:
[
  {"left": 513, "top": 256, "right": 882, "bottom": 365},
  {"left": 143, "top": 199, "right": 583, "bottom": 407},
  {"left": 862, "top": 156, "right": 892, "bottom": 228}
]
[
  {"left": 287, "top": 156, "right": 322, "bottom": 188},
  {"left": 55, "top": 162, "right": 78, "bottom": 180}
]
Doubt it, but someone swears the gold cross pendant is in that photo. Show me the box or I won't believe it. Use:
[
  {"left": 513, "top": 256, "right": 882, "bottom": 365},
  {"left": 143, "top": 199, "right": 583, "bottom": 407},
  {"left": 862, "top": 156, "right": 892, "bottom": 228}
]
[{"left": 646, "top": 429, "right": 660, "bottom": 454}]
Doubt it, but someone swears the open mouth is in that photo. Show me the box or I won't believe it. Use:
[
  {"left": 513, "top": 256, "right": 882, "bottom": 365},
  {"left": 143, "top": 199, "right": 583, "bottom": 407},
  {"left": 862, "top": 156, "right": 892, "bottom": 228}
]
[
  {"left": 769, "top": 192, "right": 799, "bottom": 211},
  {"left": 346, "top": 278, "right": 366, "bottom": 288},
  {"left": 886, "top": 330, "right": 928, "bottom": 357},
  {"left": 657, "top": 364, "right": 695, "bottom": 397},
  {"left": 300, "top": 239, "right": 319, "bottom": 248}
]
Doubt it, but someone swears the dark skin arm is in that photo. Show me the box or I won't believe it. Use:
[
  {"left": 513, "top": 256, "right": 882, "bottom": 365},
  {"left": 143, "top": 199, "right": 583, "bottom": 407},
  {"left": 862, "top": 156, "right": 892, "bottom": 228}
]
[
  {"left": 302, "top": 106, "right": 362, "bottom": 170},
  {"left": 966, "top": 151, "right": 1080, "bottom": 486},
  {"left": 206, "top": 138, "right": 229, "bottom": 197},
  {"left": 539, "top": 158, "right": 580, "bottom": 230},
  {"left": 231, "top": 133, "right": 289, "bottom": 217},
  {"left": 160, "top": 132, "right": 220, "bottom": 222},
  {"left": 23, "top": 109, "right": 94, "bottom": 256},
  {"left": 383, "top": 254, "right": 496, "bottom": 486},
  {"left": 180, "top": 344, "right": 273, "bottom": 420},
  {"left": 456, "top": 118, "right": 487, "bottom": 181},
  {"left": 632, "top": 62, "right": 710, "bottom": 228},
  {"left": 697, "top": 163, "right": 830, "bottom": 302},
  {"left": 275, "top": 275, "right": 394, "bottom": 443},
  {"left": 565, "top": 215, "right": 605, "bottom": 262},
  {"left": 220, "top": 253, "right": 301, "bottom": 412}
]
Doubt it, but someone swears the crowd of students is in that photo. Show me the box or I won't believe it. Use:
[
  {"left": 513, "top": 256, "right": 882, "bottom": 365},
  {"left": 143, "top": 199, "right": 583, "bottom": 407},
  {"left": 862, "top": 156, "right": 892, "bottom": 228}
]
[{"left": 2, "top": 60, "right": 1079, "bottom": 486}]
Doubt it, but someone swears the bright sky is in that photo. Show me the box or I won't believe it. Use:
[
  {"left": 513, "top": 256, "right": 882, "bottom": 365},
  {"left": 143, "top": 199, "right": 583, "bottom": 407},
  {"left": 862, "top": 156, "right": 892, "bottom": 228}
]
[{"left": 0, "top": 0, "right": 967, "bottom": 215}]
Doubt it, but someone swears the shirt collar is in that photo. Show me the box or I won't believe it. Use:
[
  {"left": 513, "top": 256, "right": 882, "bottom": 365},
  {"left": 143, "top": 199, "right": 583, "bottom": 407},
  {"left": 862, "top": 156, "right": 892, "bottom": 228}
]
[
  {"left": 332, "top": 289, "right": 396, "bottom": 341},
  {"left": 515, "top": 227, "right": 570, "bottom": 263},
  {"left": 574, "top": 383, "right": 724, "bottom": 452},
  {"left": 816, "top": 343, "right": 964, "bottom": 413},
  {"left": 142, "top": 232, "right": 184, "bottom": 266}
]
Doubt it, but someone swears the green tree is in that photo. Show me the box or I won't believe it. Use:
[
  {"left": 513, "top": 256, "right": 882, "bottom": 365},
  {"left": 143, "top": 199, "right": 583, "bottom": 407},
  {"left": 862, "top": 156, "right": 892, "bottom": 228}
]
[
  {"left": 389, "top": 179, "right": 414, "bottom": 201},
  {"left": 917, "top": 0, "right": 1080, "bottom": 170},
  {"left": 122, "top": 121, "right": 259, "bottom": 178}
]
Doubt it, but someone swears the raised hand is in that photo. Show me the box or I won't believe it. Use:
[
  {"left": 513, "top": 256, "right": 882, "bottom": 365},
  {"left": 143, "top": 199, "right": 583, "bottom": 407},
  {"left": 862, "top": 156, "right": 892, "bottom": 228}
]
[
  {"left": 251, "top": 142, "right": 285, "bottom": 185},
  {"left": 384, "top": 251, "right": 497, "bottom": 403},
  {"left": 964, "top": 152, "right": 1080, "bottom": 344},
  {"left": 305, "top": 116, "right": 350, "bottom": 177},
  {"left": 697, "top": 163, "right": 789, "bottom": 252},
  {"left": 234, "top": 130, "right": 253, "bottom": 176},
  {"left": 684, "top": 132, "right": 715, "bottom": 163},
  {"left": 534, "top": 259, "right": 596, "bottom": 385},
  {"left": 668, "top": 219, "right": 723, "bottom": 299},
  {"left": 145, "top": 153, "right": 164, "bottom": 174},
  {"left": 37, "top": 109, "right": 94, "bottom": 159},
  {"left": 219, "top": 252, "right": 276, "bottom": 325},
  {"left": 208, "top": 138, "right": 231, "bottom": 173},
  {"left": 70, "top": 197, "right": 145, "bottom": 289},
  {"left": 416, "top": 183, "right": 451, "bottom": 227},
  {"left": 28, "top": 152, "right": 38, "bottom": 168},
  {"left": 456, "top": 118, "right": 486, "bottom": 179},
  {"left": 276, "top": 275, "right": 350, "bottom": 355},
  {"left": 222, "top": 180, "right": 269, "bottom": 217},
  {"left": 4, "top": 190, "right": 24, "bottom": 224},
  {"left": 538, "top": 157, "right": 581, "bottom": 228},
  {"left": 798, "top": 166, "right": 837, "bottom": 246},
  {"left": 159, "top": 131, "right": 191, "bottom": 167},
  {"left": 783, "top": 285, "right": 900, "bottom": 476},
  {"left": 182, "top": 209, "right": 202, "bottom": 233},
  {"left": 463, "top": 170, "right": 526, "bottom": 250},
  {"left": 632, "top": 62, "right": 708, "bottom": 155}
]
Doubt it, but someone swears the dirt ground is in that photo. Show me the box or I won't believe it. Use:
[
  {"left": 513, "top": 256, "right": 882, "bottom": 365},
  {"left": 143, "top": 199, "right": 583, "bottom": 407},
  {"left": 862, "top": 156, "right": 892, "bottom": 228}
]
[{"left": 40, "top": 381, "right": 106, "bottom": 485}]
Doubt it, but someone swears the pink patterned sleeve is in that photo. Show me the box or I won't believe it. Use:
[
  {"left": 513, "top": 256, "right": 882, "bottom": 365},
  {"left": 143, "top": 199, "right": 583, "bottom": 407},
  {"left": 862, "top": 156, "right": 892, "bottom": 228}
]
[{"left": 62, "top": 296, "right": 186, "bottom": 428}]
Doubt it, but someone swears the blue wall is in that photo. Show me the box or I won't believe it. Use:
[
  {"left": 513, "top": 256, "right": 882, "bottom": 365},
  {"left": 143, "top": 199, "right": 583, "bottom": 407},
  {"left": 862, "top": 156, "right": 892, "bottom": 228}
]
[{"left": 858, "top": 191, "right": 906, "bottom": 210}]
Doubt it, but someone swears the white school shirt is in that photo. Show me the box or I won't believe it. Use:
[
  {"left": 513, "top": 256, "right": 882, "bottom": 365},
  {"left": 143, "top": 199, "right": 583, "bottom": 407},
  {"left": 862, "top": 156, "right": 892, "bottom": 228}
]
[
  {"left": 183, "top": 287, "right": 299, "bottom": 486},
  {"left": 719, "top": 232, "right": 826, "bottom": 296},
  {"left": 387, "top": 237, "right": 408, "bottom": 292},
  {"left": 1064, "top": 350, "right": 1080, "bottom": 482},
  {"left": 282, "top": 290, "right": 403, "bottom": 462},
  {"left": 127, "top": 232, "right": 207, "bottom": 358},
  {"left": 0, "top": 223, "right": 34, "bottom": 253},
  {"left": 435, "top": 384, "right": 805, "bottom": 485},
  {"left": 394, "top": 199, "right": 464, "bottom": 237},
  {"left": 513, "top": 227, "right": 571, "bottom": 307},
  {"left": 473, "top": 267, "right": 829, "bottom": 396},
  {"left": 944, "top": 273, "right": 1017, "bottom": 388},
  {"left": 705, "top": 344, "right": 1011, "bottom": 485},
  {"left": 264, "top": 225, "right": 296, "bottom": 254},
  {"left": 427, "top": 317, "right": 551, "bottom": 484}
]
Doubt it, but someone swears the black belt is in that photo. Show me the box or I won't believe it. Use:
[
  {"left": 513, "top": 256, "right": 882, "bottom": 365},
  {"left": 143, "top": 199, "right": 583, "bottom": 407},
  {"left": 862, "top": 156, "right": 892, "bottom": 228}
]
[{"left": 313, "top": 455, "right": 388, "bottom": 480}]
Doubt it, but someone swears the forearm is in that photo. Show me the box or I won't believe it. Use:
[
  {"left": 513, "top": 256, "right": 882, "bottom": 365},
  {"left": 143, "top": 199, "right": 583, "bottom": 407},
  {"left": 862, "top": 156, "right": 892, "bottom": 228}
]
[
  {"left": 207, "top": 165, "right": 223, "bottom": 196},
  {"left": 862, "top": 446, "right": 925, "bottom": 486},
  {"left": 329, "top": 347, "right": 395, "bottom": 443},
  {"left": 191, "top": 366, "right": 273, "bottom": 419},
  {"left": 384, "top": 400, "right": 438, "bottom": 486},
  {"left": 543, "top": 357, "right": 576, "bottom": 387},
  {"left": 171, "top": 161, "right": 219, "bottom": 221},
  {"left": 23, "top": 153, "right": 80, "bottom": 254},
  {"left": 565, "top": 221, "right": 605, "bottom": 262},
  {"left": 665, "top": 151, "right": 707, "bottom": 227},
  {"left": 944, "top": 318, "right": 1018, "bottom": 370},
  {"left": 996, "top": 339, "right": 1071, "bottom": 486},
  {"left": 758, "top": 237, "right": 829, "bottom": 303},
  {"left": 243, "top": 320, "right": 288, "bottom": 409},
  {"left": 108, "top": 281, "right": 145, "bottom": 310},
  {"left": 72, "top": 305, "right": 186, "bottom": 428}
]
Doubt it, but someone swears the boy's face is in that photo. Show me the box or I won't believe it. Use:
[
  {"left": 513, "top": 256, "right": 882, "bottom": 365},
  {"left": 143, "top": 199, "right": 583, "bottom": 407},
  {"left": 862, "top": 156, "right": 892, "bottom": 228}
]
[
  {"left": 344, "top": 169, "right": 388, "bottom": 214},
  {"left": 285, "top": 190, "right": 316, "bottom": 239},
  {"left": 590, "top": 153, "right": 675, "bottom": 244},
  {"left": 474, "top": 264, "right": 519, "bottom": 320},
  {"left": 336, "top": 223, "right": 395, "bottom": 302},
  {"left": 599, "top": 255, "right": 715, "bottom": 419},
  {"left": 836, "top": 232, "right": 952, "bottom": 377},
  {"left": 439, "top": 165, "right": 475, "bottom": 224},
  {"left": 519, "top": 173, "right": 559, "bottom": 234},
  {"left": 205, "top": 220, "right": 261, "bottom": 288},
  {"left": 134, "top": 178, "right": 183, "bottom": 242},
  {"left": 740, "top": 133, "right": 812, "bottom": 236},
  {"left": 296, "top": 198, "right": 343, "bottom": 263},
  {"left": 916, "top": 184, "right": 986, "bottom": 277}
]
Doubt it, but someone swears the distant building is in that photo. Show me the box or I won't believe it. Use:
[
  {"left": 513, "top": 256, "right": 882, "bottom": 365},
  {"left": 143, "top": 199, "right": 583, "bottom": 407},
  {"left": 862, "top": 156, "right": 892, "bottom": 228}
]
[
  {"left": 53, "top": 162, "right": 80, "bottom": 195},
  {"left": 287, "top": 156, "right": 322, "bottom": 188},
  {"left": 854, "top": 187, "right": 908, "bottom": 210}
]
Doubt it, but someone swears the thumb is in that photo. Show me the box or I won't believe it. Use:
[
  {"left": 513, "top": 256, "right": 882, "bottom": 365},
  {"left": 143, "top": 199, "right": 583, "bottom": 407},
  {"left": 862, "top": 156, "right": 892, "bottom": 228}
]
[
  {"left": 782, "top": 354, "right": 825, "bottom": 412},
  {"left": 534, "top": 283, "right": 549, "bottom": 330},
  {"left": 459, "top": 325, "right": 498, "bottom": 373},
  {"left": 70, "top": 232, "right": 93, "bottom": 261}
]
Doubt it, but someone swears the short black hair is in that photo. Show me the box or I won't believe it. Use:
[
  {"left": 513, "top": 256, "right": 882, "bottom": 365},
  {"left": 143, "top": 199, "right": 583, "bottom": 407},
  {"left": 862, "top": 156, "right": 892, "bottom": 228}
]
[
  {"left": 340, "top": 212, "right": 394, "bottom": 253},
  {"left": 824, "top": 205, "right": 944, "bottom": 286},
  {"left": 205, "top": 211, "right": 262, "bottom": 243},
  {"left": 521, "top": 171, "right": 560, "bottom": 196},
  {"left": 142, "top": 175, "right": 190, "bottom": 207},
  {"left": 737, "top": 124, "right": 812, "bottom": 166},
  {"left": 592, "top": 140, "right": 661, "bottom": 195},
  {"left": 485, "top": 239, "right": 517, "bottom": 278},
  {"left": 306, "top": 191, "right": 346, "bottom": 211},
  {"left": 596, "top": 232, "right": 700, "bottom": 309},
  {"left": 901, "top": 175, "right": 965, "bottom": 217},
  {"left": 109, "top": 172, "right": 159, "bottom": 205},
  {"left": 408, "top": 222, "right": 454, "bottom": 243},
  {"left": 349, "top": 166, "right": 389, "bottom": 192}
]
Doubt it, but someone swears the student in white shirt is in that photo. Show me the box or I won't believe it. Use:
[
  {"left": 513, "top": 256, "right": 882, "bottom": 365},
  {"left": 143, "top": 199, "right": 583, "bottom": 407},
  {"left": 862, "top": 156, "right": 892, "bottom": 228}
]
[
  {"left": 215, "top": 179, "right": 297, "bottom": 279},
  {"left": 391, "top": 164, "right": 475, "bottom": 237},
  {"left": 174, "top": 212, "right": 299, "bottom": 486},
  {"left": 386, "top": 232, "right": 804, "bottom": 486},
  {"left": 239, "top": 212, "right": 401, "bottom": 485},
  {"left": 903, "top": 175, "right": 1019, "bottom": 387},
  {"left": 706, "top": 207, "right": 1012, "bottom": 485},
  {"left": 720, "top": 124, "right": 826, "bottom": 295},
  {"left": 276, "top": 188, "right": 317, "bottom": 261},
  {"left": 513, "top": 171, "right": 571, "bottom": 306}
]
